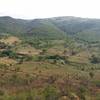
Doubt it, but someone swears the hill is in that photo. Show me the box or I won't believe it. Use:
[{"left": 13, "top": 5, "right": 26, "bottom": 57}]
[
  {"left": 50, "top": 16, "right": 100, "bottom": 41},
  {"left": 0, "top": 16, "right": 66, "bottom": 39},
  {"left": 0, "top": 16, "right": 100, "bottom": 41},
  {"left": 25, "top": 19, "right": 66, "bottom": 39},
  {"left": 0, "top": 16, "right": 28, "bottom": 34},
  {"left": 0, "top": 17, "right": 100, "bottom": 99}
]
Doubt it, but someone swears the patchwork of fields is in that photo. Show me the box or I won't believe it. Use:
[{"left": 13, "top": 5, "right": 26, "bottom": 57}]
[{"left": 0, "top": 35, "right": 100, "bottom": 100}]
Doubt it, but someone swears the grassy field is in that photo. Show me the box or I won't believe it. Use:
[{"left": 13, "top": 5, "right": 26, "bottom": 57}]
[{"left": 0, "top": 35, "right": 100, "bottom": 100}]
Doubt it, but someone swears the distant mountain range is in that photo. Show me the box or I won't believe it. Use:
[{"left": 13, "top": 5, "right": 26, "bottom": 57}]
[{"left": 0, "top": 16, "right": 100, "bottom": 41}]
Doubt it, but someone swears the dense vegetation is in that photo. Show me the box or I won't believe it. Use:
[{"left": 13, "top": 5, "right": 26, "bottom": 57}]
[{"left": 1, "top": 16, "right": 100, "bottom": 41}]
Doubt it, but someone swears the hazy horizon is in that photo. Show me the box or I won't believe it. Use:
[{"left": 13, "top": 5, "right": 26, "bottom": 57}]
[
  {"left": 1, "top": 15, "right": 100, "bottom": 20},
  {"left": 0, "top": 0, "right": 100, "bottom": 19}
]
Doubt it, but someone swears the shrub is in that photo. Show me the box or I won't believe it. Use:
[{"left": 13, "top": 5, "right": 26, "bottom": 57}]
[
  {"left": 43, "top": 85, "right": 59, "bottom": 100},
  {"left": 89, "top": 72, "right": 94, "bottom": 79},
  {"left": 90, "top": 55, "right": 100, "bottom": 64},
  {"left": 0, "top": 89, "right": 4, "bottom": 96},
  {"left": 78, "top": 86, "right": 87, "bottom": 100}
]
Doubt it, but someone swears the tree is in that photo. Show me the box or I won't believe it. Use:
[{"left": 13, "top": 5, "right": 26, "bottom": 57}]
[
  {"left": 89, "top": 72, "right": 94, "bottom": 79},
  {"left": 90, "top": 55, "right": 100, "bottom": 64}
]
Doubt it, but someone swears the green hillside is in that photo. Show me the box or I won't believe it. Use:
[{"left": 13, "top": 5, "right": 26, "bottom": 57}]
[
  {"left": 26, "top": 19, "right": 66, "bottom": 39},
  {"left": 0, "top": 16, "right": 100, "bottom": 41},
  {"left": 0, "top": 17, "right": 66, "bottom": 39},
  {"left": 50, "top": 17, "right": 100, "bottom": 32},
  {"left": 0, "top": 16, "right": 28, "bottom": 34},
  {"left": 76, "top": 28, "right": 100, "bottom": 42}
]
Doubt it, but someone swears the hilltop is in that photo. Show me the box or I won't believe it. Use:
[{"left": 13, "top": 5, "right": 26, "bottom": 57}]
[{"left": 0, "top": 16, "right": 100, "bottom": 41}]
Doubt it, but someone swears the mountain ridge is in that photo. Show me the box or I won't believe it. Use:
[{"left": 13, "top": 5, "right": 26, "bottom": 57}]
[{"left": 0, "top": 16, "right": 100, "bottom": 41}]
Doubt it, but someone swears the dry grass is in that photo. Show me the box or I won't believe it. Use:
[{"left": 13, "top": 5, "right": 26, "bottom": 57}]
[
  {"left": 69, "top": 51, "right": 91, "bottom": 63},
  {"left": 16, "top": 61, "right": 88, "bottom": 78},
  {"left": 0, "top": 36, "right": 21, "bottom": 45},
  {"left": 0, "top": 57, "right": 17, "bottom": 65},
  {"left": 16, "top": 46, "right": 41, "bottom": 55}
]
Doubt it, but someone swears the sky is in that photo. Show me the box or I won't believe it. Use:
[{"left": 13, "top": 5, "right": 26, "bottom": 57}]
[{"left": 0, "top": 0, "right": 100, "bottom": 19}]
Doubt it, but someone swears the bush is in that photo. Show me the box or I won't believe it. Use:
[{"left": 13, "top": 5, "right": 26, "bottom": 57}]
[
  {"left": 37, "top": 54, "right": 68, "bottom": 64},
  {"left": 89, "top": 72, "right": 94, "bottom": 78},
  {"left": 90, "top": 55, "right": 100, "bottom": 64},
  {"left": 0, "top": 49, "right": 17, "bottom": 58},
  {"left": 43, "top": 85, "right": 59, "bottom": 100},
  {"left": 0, "top": 90, "right": 4, "bottom": 96},
  {"left": 78, "top": 86, "right": 87, "bottom": 100}
]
